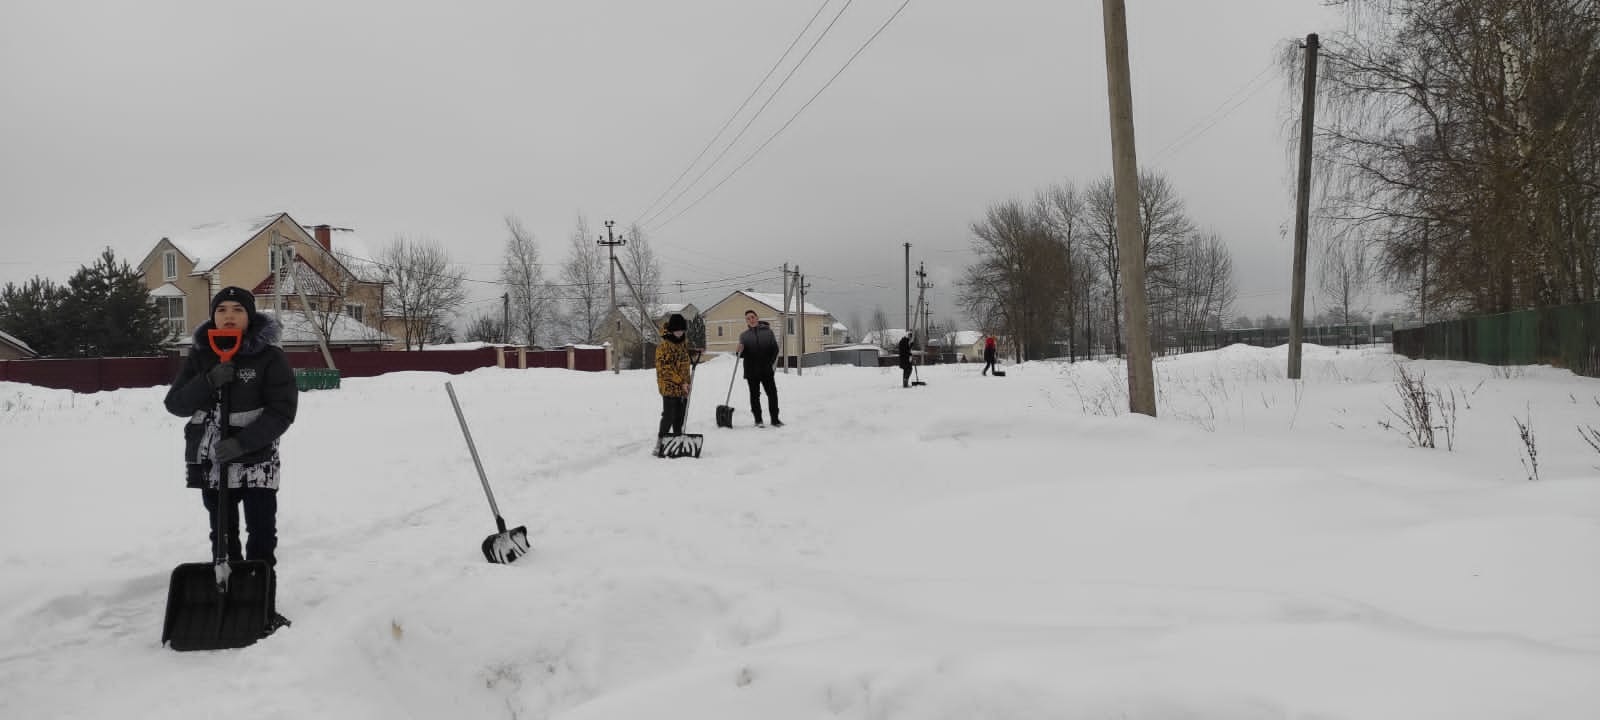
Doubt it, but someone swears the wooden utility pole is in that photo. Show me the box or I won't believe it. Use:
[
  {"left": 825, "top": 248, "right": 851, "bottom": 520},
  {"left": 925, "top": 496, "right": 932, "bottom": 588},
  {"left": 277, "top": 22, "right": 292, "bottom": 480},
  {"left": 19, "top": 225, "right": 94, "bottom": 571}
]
[
  {"left": 1100, "top": 0, "right": 1157, "bottom": 416},
  {"left": 501, "top": 292, "right": 510, "bottom": 345},
  {"left": 1288, "top": 33, "right": 1319, "bottom": 380},
  {"left": 599, "top": 220, "right": 625, "bottom": 374}
]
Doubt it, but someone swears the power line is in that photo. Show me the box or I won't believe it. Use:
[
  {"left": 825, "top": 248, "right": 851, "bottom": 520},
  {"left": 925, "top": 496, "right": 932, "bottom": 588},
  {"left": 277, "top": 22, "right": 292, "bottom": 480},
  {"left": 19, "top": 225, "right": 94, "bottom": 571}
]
[
  {"left": 647, "top": 0, "right": 916, "bottom": 233},
  {"left": 630, "top": 0, "right": 834, "bottom": 227},
  {"left": 639, "top": 0, "right": 860, "bottom": 229},
  {"left": 1150, "top": 59, "right": 1279, "bottom": 162}
]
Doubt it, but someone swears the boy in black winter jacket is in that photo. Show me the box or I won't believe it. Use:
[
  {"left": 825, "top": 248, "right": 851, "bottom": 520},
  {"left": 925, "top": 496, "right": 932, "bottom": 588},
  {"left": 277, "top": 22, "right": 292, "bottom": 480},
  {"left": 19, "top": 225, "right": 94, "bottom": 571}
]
[
  {"left": 164, "top": 287, "right": 298, "bottom": 580},
  {"left": 735, "top": 309, "right": 782, "bottom": 427}
]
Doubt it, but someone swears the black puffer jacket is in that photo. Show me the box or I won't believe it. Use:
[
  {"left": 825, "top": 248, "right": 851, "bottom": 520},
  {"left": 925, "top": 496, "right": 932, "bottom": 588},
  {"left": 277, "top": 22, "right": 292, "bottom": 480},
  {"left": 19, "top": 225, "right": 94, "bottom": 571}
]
[
  {"left": 738, "top": 321, "right": 779, "bottom": 380},
  {"left": 164, "top": 316, "right": 298, "bottom": 486},
  {"left": 898, "top": 335, "right": 914, "bottom": 367}
]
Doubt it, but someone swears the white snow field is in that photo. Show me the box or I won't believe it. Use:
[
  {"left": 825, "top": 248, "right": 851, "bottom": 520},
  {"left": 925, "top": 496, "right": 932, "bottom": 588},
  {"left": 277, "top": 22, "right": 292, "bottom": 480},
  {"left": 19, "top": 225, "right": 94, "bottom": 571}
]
[{"left": 1, "top": 344, "right": 1597, "bottom": 719}]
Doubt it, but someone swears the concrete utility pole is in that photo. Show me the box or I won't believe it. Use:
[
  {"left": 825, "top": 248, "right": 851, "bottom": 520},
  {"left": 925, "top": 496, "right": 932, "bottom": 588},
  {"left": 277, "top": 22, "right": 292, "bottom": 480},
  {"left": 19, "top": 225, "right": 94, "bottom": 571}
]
[
  {"left": 798, "top": 272, "right": 809, "bottom": 376},
  {"left": 916, "top": 262, "right": 931, "bottom": 354},
  {"left": 501, "top": 292, "right": 510, "bottom": 345},
  {"left": 1288, "top": 33, "right": 1320, "bottom": 380},
  {"left": 903, "top": 242, "right": 911, "bottom": 332},
  {"left": 599, "top": 220, "right": 626, "bottom": 374},
  {"left": 780, "top": 262, "right": 790, "bottom": 374},
  {"left": 1101, "top": 0, "right": 1157, "bottom": 416}
]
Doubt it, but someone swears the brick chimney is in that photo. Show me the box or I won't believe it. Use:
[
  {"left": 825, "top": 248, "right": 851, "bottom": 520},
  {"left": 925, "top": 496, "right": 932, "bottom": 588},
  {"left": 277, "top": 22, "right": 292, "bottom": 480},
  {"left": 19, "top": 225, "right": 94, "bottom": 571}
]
[{"left": 313, "top": 225, "right": 332, "bottom": 251}]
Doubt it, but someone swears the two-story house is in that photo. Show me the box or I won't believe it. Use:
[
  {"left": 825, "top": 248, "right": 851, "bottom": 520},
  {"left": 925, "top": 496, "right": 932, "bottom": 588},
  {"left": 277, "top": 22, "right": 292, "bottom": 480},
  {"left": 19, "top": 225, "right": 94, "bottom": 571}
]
[
  {"left": 701, "top": 289, "right": 840, "bottom": 365},
  {"left": 136, "top": 212, "right": 393, "bottom": 350}
]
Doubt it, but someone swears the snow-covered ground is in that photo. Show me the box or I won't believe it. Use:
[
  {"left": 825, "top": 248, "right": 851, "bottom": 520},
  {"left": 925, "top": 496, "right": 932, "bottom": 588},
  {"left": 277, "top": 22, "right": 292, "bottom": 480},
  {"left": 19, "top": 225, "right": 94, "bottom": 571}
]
[{"left": 1, "top": 344, "right": 1597, "bottom": 719}]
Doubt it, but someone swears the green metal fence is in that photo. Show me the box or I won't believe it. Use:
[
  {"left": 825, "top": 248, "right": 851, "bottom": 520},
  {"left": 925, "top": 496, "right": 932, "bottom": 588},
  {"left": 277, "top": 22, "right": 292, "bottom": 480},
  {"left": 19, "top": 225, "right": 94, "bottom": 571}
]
[
  {"left": 294, "top": 368, "right": 342, "bottom": 391},
  {"left": 1392, "top": 301, "right": 1600, "bottom": 378}
]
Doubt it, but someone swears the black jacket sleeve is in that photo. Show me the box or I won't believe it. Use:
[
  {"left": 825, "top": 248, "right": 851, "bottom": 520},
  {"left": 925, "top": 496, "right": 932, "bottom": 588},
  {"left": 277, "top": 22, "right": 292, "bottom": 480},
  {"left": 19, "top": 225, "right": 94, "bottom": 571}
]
[
  {"left": 164, "top": 352, "right": 214, "bottom": 417},
  {"left": 233, "top": 349, "right": 298, "bottom": 453}
]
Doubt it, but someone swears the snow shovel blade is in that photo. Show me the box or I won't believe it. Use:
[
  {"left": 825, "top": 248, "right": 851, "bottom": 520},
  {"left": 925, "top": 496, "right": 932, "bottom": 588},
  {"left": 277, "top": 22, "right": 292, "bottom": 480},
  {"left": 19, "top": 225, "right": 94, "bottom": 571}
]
[
  {"left": 481, "top": 525, "right": 531, "bottom": 564},
  {"left": 911, "top": 380, "right": 927, "bottom": 386},
  {"left": 657, "top": 433, "right": 703, "bottom": 459},
  {"left": 714, "top": 405, "right": 734, "bottom": 428},
  {"left": 162, "top": 559, "right": 275, "bottom": 651},
  {"left": 992, "top": 370, "right": 1006, "bottom": 377}
]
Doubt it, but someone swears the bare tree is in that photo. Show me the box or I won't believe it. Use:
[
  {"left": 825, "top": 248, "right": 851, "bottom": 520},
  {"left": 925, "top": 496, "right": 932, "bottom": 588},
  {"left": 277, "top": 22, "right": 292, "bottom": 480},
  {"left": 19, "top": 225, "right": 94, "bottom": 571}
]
[
  {"left": 465, "top": 312, "right": 505, "bottom": 344},
  {"left": 871, "top": 305, "right": 889, "bottom": 349},
  {"left": 1319, "top": 232, "right": 1371, "bottom": 326},
  {"left": 1171, "top": 231, "right": 1238, "bottom": 349},
  {"left": 1302, "top": 0, "right": 1600, "bottom": 315},
  {"left": 957, "top": 198, "right": 1072, "bottom": 361},
  {"left": 1084, "top": 169, "right": 1194, "bottom": 355},
  {"left": 379, "top": 236, "right": 468, "bottom": 350},
  {"left": 500, "top": 216, "right": 551, "bottom": 347},
  {"left": 622, "top": 223, "right": 663, "bottom": 312},
  {"left": 559, "top": 215, "right": 607, "bottom": 343}
]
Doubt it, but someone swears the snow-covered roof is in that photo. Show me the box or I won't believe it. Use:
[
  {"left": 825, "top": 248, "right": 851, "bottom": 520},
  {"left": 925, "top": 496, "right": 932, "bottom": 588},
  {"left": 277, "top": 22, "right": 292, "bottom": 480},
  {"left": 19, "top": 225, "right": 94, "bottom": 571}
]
[
  {"left": 148, "top": 282, "right": 186, "bottom": 298},
  {"left": 737, "top": 290, "right": 830, "bottom": 317},
  {"left": 860, "top": 328, "right": 914, "bottom": 345},
  {"left": 166, "top": 214, "right": 281, "bottom": 273},
  {"left": 947, "top": 330, "right": 983, "bottom": 346},
  {"left": 0, "top": 328, "right": 36, "bottom": 356},
  {"left": 832, "top": 321, "right": 849, "bottom": 331},
  {"left": 262, "top": 310, "right": 395, "bottom": 346}
]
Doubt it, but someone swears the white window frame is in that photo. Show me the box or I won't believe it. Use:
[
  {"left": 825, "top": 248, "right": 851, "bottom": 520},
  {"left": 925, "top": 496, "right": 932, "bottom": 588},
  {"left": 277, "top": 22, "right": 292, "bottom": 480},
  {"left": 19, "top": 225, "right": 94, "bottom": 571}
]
[
  {"left": 163, "top": 251, "right": 177, "bottom": 281},
  {"left": 158, "top": 296, "right": 185, "bottom": 339},
  {"left": 344, "top": 303, "right": 364, "bottom": 323},
  {"left": 786, "top": 317, "right": 795, "bottom": 335}
]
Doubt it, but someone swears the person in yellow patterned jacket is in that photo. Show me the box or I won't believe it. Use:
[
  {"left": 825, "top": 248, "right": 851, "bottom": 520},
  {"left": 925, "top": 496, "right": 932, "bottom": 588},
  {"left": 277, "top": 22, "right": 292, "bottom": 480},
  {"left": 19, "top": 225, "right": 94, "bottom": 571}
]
[{"left": 654, "top": 313, "right": 692, "bottom": 452}]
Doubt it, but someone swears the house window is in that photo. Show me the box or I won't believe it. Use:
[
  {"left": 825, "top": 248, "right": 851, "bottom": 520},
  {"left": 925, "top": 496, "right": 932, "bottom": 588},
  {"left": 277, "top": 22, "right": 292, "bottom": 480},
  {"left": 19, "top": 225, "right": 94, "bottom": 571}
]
[
  {"left": 157, "top": 297, "right": 185, "bottom": 339},
  {"left": 163, "top": 251, "right": 177, "bottom": 280},
  {"left": 717, "top": 326, "right": 723, "bottom": 337},
  {"left": 269, "top": 244, "right": 294, "bottom": 273},
  {"left": 786, "top": 318, "right": 795, "bottom": 335},
  {"left": 822, "top": 324, "right": 830, "bottom": 336},
  {"left": 345, "top": 303, "right": 364, "bottom": 323}
]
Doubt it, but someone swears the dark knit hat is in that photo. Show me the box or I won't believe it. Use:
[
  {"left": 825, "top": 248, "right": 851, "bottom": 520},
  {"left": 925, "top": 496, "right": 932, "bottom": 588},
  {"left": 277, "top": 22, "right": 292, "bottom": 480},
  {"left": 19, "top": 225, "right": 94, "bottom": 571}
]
[
  {"left": 666, "top": 313, "right": 688, "bottom": 332},
  {"left": 210, "top": 286, "right": 257, "bottom": 316}
]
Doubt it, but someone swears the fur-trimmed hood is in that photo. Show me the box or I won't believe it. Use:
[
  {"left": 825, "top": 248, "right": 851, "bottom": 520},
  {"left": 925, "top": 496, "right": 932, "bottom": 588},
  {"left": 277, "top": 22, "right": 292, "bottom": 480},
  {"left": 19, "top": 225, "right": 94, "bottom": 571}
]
[{"left": 190, "top": 314, "right": 282, "bottom": 358}]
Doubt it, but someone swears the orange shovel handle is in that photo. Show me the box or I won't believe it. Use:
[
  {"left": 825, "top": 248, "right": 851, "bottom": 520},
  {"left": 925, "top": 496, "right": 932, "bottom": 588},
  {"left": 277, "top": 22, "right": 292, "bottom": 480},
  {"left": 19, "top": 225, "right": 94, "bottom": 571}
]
[{"left": 207, "top": 328, "right": 243, "bottom": 364}]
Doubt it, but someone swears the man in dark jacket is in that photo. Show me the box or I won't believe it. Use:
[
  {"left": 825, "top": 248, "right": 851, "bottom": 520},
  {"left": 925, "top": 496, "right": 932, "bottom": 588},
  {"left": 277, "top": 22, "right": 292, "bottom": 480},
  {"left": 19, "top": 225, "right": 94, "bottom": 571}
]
[
  {"left": 982, "top": 335, "right": 998, "bottom": 376},
  {"left": 898, "top": 331, "right": 916, "bottom": 387},
  {"left": 164, "top": 287, "right": 297, "bottom": 631},
  {"left": 734, "top": 309, "right": 782, "bottom": 427}
]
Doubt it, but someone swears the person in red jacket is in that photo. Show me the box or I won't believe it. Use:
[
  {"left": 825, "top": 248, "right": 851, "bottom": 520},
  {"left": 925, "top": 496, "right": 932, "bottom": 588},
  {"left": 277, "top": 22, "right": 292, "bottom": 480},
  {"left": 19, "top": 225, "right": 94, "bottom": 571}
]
[{"left": 982, "top": 335, "right": 998, "bottom": 376}]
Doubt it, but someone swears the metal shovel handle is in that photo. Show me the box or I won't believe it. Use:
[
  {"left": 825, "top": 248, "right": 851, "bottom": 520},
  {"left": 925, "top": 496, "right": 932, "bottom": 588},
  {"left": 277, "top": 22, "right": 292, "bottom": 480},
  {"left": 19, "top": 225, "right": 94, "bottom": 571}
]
[{"left": 445, "top": 382, "right": 503, "bottom": 523}]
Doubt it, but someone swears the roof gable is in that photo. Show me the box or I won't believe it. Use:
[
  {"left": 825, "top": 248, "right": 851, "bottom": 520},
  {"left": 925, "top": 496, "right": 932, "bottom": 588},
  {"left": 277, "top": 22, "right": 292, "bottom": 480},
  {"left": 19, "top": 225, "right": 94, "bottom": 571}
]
[
  {"left": 0, "top": 329, "right": 37, "bottom": 356},
  {"left": 711, "top": 290, "right": 831, "bottom": 318}
]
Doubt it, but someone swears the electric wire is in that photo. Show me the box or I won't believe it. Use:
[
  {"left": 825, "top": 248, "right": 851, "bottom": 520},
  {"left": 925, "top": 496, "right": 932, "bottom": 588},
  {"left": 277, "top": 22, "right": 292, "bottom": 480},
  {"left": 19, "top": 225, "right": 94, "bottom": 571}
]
[{"left": 647, "top": 0, "right": 915, "bottom": 233}]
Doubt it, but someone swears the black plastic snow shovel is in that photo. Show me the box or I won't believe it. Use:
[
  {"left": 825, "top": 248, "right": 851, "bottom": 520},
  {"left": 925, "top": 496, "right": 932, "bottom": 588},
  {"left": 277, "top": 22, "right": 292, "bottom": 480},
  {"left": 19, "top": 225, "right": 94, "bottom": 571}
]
[
  {"left": 163, "top": 328, "right": 278, "bottom": 651},
  {"left": 911, "top": 358, "right": 928, "bottom": 387},
  {"left": 658, "top": 350, "right": 705, "bottom": 458},
  {"left": 714, "top": 353, "right": 738, "bottom": 428},
  {"left": 445, "top": 382, "right": 531, "bottom": 564}
]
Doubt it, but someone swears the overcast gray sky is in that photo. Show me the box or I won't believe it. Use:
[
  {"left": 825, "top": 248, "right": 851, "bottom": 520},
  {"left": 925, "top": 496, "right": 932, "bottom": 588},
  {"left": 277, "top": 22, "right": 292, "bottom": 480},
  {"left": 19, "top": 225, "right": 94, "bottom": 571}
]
[{"left": 1, "top": 0, "right": 1350, "bottom": 332}]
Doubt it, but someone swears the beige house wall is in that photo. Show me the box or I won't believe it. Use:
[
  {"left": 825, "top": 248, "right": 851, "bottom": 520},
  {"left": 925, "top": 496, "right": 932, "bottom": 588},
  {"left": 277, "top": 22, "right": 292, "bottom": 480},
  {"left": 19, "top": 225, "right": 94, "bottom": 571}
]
[
  {"left": 701, "top": 290, "right": 835, "bottom": 360},
  {"left": 0, "top": 343, "right": 32, "bottom": 360},
  {"left": 138, "top": 214, "right": 387, "bottom": 342}
]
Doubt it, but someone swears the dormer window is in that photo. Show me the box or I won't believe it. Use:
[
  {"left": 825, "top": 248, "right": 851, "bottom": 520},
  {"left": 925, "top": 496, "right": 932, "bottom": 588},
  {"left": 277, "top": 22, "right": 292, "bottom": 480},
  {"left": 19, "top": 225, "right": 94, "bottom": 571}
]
[{"left": 163, "top": 251, "right": 177, "bottom": 281}]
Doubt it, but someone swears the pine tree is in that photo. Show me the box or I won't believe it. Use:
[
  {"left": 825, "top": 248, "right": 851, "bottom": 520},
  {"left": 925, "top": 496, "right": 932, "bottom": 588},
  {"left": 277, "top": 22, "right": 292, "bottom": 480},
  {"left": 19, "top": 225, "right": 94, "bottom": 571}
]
[
  {"left": 0, "top": 277, "right": 69, "bottom": 357},
  {"left": 58, "top": 248, "right": 168, "bottom": 357}
]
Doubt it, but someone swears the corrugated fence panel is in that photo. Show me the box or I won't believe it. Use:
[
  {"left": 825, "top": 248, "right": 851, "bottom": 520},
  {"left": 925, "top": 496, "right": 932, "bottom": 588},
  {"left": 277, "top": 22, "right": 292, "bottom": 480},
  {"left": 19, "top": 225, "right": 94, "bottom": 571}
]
[{"left": 1391, "top": 301, "right": 1599, "bottom": 378}]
